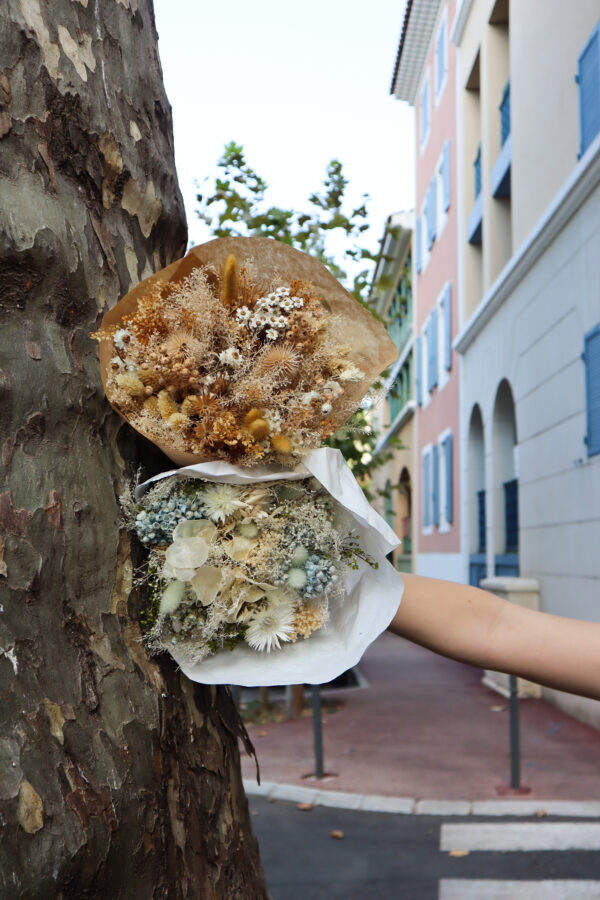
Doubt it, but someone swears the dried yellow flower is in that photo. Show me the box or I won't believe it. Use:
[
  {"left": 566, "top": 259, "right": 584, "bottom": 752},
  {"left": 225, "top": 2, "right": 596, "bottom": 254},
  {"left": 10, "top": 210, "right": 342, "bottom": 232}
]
[
  {"left": 271, "top": 433, "right": 293, "bottom": 454},
  {"left": 168, "top": 413, "right": 191, "bottom": 431},
  {"left": 248, "top": 418, "right": 270, "bottom": 441},
  {"left": 157, "top": 390, "right": 179, "bottom": 420},
  {"left": 115, "top": 374, "right": 145, "bottom": 397}
]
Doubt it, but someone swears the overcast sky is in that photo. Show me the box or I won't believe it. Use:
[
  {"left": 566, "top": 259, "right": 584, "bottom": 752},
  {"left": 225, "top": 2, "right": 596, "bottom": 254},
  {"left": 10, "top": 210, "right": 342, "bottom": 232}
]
[{"left": 154, "top": 0, "right": 414, "bottom": 274}]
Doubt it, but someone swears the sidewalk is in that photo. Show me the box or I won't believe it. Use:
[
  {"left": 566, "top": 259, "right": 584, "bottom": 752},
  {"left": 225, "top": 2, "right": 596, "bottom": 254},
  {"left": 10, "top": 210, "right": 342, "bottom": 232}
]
[{"left": 240, "top": 632, "right": 600, "bottom": 804}]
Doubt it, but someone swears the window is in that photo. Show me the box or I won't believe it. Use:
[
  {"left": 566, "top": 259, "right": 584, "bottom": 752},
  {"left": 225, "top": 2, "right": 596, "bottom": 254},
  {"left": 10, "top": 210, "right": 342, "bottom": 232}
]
[
  {"left": 584, "top": 323, "right": 600, "bottom": 456},
  {"left": 426, "top": 176, "right": 437, "bottom": 249},
  {"left": 427, "top": 308, "right": 438, "bottom": 393},
  {"left": 420, "top": 73, "right": 430, "bottom": 148},
  {"left": 442, "top": 283, "right": 452, "bottom": 372},
  {"left": 577, "top": 22, "right": 600, "bottom": 157},
  {"left": 435, "top": 11, "right": 447, "bottom": 101},
  {"left": 415, "top": 335, "right": 423, "bottom": 406},
  {"left": 435, "top": 141, "right": 451, "bottom": 239},
  {"left": 443, "top": 433, "right": 453, "bottom": 526},
  {"left": 422, "top": 448, "right": 432, "bottom": 530}
]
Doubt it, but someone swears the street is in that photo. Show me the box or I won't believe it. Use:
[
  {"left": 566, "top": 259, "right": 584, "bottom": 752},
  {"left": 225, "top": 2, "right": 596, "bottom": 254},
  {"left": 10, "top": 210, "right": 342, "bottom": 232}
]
[{"left": 250, "top": 797, "right": 600, "bottom": 899}]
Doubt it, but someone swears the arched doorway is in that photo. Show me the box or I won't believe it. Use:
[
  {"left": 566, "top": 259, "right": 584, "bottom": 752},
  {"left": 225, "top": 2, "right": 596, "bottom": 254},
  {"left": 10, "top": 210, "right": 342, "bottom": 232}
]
[
  {"left": 468, "top": 404, "right": 487, "bottom": 586},
  {"left": 492, "top": 379, "right": 519, "bottom": 576},
  {"left": 396, "top": 467, "right": 413, "bottom": 573}
]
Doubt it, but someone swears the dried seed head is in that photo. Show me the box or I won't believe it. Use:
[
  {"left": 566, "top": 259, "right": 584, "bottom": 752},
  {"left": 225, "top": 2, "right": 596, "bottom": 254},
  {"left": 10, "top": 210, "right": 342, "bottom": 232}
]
[
  {"left": 221, "top": 254, "right": 239, "bottom": 307},
  {"left": 157, "top": 390, "right": 179, "bottom": 420},
  {"left": 271, "top": 433, "right": 293, "bottom": 454},
  {"left": 115, "top": 374, "right": 145, "bottom": 397},
  {"left": 248, "top": 418, "right": 270, "bottom": 441},
  {"left": 242, "top": 407, "right": 264, "bottom": 427}
]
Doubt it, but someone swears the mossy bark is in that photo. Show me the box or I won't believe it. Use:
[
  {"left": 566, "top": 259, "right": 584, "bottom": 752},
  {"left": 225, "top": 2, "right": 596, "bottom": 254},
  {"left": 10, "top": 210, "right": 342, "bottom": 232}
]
[{"left": 0, "top": 2, "right": 268, "bottom": 896}]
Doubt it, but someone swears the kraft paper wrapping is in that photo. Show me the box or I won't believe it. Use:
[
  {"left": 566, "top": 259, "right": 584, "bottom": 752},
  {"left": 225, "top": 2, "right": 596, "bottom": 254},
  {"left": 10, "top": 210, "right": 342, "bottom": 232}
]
[
  {"left": 137, "top": 448, "right": 404, "bottom": 686},
  {"left": 99, "top": 236, "right": 398, "bottom": 466}
]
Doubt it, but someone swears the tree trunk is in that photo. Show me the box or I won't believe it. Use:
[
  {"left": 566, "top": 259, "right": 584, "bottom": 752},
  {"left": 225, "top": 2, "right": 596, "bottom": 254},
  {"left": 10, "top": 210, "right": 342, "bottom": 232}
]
[{"left": 0, "top": 2, "right": 268, "bottom": 897}]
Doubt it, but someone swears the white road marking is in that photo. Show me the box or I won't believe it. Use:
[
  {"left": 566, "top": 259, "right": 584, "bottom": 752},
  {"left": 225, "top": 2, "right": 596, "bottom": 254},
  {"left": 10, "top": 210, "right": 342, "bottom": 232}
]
[
  {"left": 441, "top": 822, "right": 600, "bottom": 852},
  {"left": 439, "top": 880, "right": 600, "bottom": 899}
]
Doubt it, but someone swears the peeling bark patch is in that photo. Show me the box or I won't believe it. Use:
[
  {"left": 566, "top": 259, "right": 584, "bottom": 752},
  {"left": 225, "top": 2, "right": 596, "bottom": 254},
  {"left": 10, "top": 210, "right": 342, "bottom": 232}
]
[
  {"left": 89, "top": 211, "right": 117, "bottom": 273},
  {"left": 45, "top": 489, "right": 64, "bottom": 530},
  {"left": 57, "top": 26, "right": 96, "bottom": 81},
  {"left": 19, "top": 0, "right": 60, "bottom": 80},
  {"left": 0, "top": 491, "right": 33, "bottom": 537},
  {"left": 17, "top": 779, "right": 44, "bottom": 833},
  {"left": 62, "top": 603, "right": 99, "bottom": 712},
  {"left": 27, "top": 411, "right": 45, "bottom": 435},
  {"left": 129, "top": 119, "right": 141, "bottom": 142},
  {"left": 98, "top": 132, "right": 123, "bottom": 209},
  {"left": 0, "top": 535, "right": 7, "bottom": 576},
  {"left": 44, "top": 698, "right": 66, "bottom": 743},
  {"left": 0, "top": 111, "right": 11, "bottom": 138},
  {"left": 65, "top": 764, "right": 117, "bottom": 831},
  {"left": 1, "top": 645, "right": 18, "bottom": 674},
  {"left": 0, "top": 738, "right": 22, "bottom": 799},
  {"left": 37, "top": 140, "right": 58, "bottom": 192},
  {"left": 68, "top": 329, "right": 83, "bottom": 372},
  {"left": 1, "top": 438, "right": 14, "bottom": 467},
  {"left": 25, "top": 341, "right": 42, "bottom": 360},
  {"left": 121, "top": 177, "right": 162, "bottom": 238}
]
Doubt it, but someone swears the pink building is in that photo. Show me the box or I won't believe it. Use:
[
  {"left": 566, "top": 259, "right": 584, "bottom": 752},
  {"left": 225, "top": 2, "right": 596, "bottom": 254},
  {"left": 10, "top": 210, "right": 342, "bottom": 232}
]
[{"left": 391, "top": 0, "right": 462, "bottom": 580}]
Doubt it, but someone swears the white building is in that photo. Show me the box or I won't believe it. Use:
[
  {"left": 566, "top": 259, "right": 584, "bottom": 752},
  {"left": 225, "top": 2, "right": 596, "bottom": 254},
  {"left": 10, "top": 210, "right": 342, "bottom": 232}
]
[{"left": 453, "top": 1, "right": 600, "bottom": 725}]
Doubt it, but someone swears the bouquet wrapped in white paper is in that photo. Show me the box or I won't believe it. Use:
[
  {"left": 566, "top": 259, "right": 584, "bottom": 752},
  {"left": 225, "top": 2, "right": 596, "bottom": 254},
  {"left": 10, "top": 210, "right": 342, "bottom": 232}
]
[{"left": 134, "top": 449, "right": 403, "bottom": 686}]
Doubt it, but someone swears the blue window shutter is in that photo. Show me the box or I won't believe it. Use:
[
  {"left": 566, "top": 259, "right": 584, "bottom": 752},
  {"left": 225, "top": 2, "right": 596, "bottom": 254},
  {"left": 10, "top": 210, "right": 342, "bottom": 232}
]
[
  {"left": 432, "top": 444, "right": 439, "bottom": 527},
  {"left": 415, "top": 335, "right": 422, "bottom": 406},
  {"left": 443, "top": 284, "right": 452, "bottom": 371},
  {"left": 577, "top": 24, "right": 600, "bottom": 157},
  {"left": 415, "top": 217, "right": 422, "bottom": 273},
  {"left": 442, "top": 141, "right": 451, "bottom": 211},
  {"left": 422, "top": 451, "right": 430, "bottom": 528},
  {"left": 444, "top": 434, "right": 453, "bottom": 524},
  {"left": 584, "top": 323, "right": 600, "bottom": 456},
  {"left": 427, "top": 179, "right": 437, "bottom": 250},
  {"left": 436, "top": 24, "right": 445, "bottom": 94},
  {"left": 428, "top": 307, "right": 438, "bottom": 391}
]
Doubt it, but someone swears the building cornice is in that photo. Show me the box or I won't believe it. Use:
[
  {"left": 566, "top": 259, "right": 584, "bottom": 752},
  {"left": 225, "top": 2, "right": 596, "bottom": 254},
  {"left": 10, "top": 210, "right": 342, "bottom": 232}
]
[
  {"left": 450, "top": 0, "right": 475, "bottom": 46},
  {"left": 390, "top": 0, "right": 443, "bottom": 104},
  {"left": 454, "top": 135, "right": 600, "bottom": 355}
]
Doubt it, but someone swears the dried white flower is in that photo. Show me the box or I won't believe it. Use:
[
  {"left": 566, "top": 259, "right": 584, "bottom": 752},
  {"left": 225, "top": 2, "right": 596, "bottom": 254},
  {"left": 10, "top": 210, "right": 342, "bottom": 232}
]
[
  {"left": 245, "top": 597, "right": 296, "bottom": 652},
  {"left": 219, "top": 347, "right": 243, "bottom": 368},
  {"left": 265, "top": 328, "right": 279, "bottom": 341},
  {"left": 202, "top": 483, "right": 247, "bottom": 523},
  {"left": 114, "top": 328, "right": 131, "bottom": 350}
]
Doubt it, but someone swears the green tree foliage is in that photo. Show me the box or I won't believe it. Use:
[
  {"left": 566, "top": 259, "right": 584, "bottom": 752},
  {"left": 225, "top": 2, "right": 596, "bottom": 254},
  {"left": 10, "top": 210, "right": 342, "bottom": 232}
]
[{"left": 196, "top": 141, "right": 403, "bottom": 500}]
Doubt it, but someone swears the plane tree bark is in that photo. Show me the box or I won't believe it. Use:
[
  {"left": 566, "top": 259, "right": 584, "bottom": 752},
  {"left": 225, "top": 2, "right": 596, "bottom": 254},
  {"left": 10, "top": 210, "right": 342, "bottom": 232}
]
[{"left": 0, "top": 1, "right": 267, "bottom": 896}]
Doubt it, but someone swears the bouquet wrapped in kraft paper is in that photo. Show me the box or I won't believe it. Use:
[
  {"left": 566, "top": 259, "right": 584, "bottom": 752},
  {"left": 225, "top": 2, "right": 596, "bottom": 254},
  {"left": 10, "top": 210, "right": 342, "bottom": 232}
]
[{"left": 95, "top": 236, "right": 404, "bottom": 685}]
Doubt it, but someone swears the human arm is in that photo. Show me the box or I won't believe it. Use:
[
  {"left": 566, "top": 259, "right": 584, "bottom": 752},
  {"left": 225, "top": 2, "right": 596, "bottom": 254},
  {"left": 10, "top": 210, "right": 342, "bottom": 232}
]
[{"left": 389, "top": 573, "right": 600, "bottom": 701}]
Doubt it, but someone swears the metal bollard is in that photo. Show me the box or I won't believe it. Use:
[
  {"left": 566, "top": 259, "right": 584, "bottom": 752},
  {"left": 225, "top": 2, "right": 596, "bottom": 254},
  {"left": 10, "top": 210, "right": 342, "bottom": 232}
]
[{"left": 311, "top": 684, "right": 324, "bottom": 779}]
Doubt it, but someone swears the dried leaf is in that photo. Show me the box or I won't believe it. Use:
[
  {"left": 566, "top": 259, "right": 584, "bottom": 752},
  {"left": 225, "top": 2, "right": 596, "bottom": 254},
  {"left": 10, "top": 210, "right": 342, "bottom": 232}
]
[
  {"left": 448, "top": 849, "right": 469, "bottom": 858},
  {"left": 330, "top": 829, "right": 344, "bottom": 840},
  {"left": 490, "top": 705, "right": 506, "bottom": 712},
  {"left": 297, "top": 803, "right": 313, "bottom": 811},
  {"left": 535, "top": 809, "right": 548, "bottom": 817}
]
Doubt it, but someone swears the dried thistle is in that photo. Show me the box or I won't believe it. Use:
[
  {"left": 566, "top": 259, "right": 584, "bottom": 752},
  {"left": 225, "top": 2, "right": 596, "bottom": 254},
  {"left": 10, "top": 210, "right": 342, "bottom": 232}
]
[
  {"left": 115, "top": 374, "right": 145, "bottom": 397},
  {"left": 258, "top": 343, "right": 300, "bottom": 381}
]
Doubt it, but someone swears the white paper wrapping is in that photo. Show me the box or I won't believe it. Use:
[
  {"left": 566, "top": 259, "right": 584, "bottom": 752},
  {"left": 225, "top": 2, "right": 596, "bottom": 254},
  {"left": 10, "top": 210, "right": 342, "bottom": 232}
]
[{"left": 137, "top": 448, "right": 404, "bottom": 686}]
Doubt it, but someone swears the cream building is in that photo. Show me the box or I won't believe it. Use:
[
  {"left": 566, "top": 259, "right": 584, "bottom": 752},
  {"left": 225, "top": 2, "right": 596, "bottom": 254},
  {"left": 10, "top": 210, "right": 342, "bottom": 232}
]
[
  {"left": 368, "top": 212, "right": 415, "bottom": 573},
  {"left": 452, "top": 1, "right": 600, "bottom": 725}
]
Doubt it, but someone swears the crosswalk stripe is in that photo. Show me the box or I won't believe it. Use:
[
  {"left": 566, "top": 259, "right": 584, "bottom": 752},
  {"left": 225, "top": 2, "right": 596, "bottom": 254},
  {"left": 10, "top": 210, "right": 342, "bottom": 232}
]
[
  {"left": 439, "top": 880, "right": 600, "bottom": 899},
  {"left": 441, "top": 822, "right": 600, "bottom": 852}
]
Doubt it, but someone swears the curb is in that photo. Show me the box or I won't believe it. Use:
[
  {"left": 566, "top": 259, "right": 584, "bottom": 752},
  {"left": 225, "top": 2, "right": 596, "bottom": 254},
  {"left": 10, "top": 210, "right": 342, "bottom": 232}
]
[{"left": 243, "top": 780, "right": 600, "bottom": 818}]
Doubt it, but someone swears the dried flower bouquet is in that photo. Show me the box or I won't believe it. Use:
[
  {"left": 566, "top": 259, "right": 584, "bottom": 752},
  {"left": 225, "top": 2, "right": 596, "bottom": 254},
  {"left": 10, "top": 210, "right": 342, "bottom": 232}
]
[
  {"left": 131, "top": 473, "right": 376, "bottom": 667},
  {"left": 96, "top": 238, "right": 402, "bottom": 683}
]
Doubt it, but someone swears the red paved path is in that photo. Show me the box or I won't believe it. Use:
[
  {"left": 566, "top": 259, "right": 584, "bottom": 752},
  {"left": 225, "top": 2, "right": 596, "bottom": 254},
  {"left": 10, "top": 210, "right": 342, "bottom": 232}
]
[{"left": 240, "top": 632, "right": 600, "bottom": 801}]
